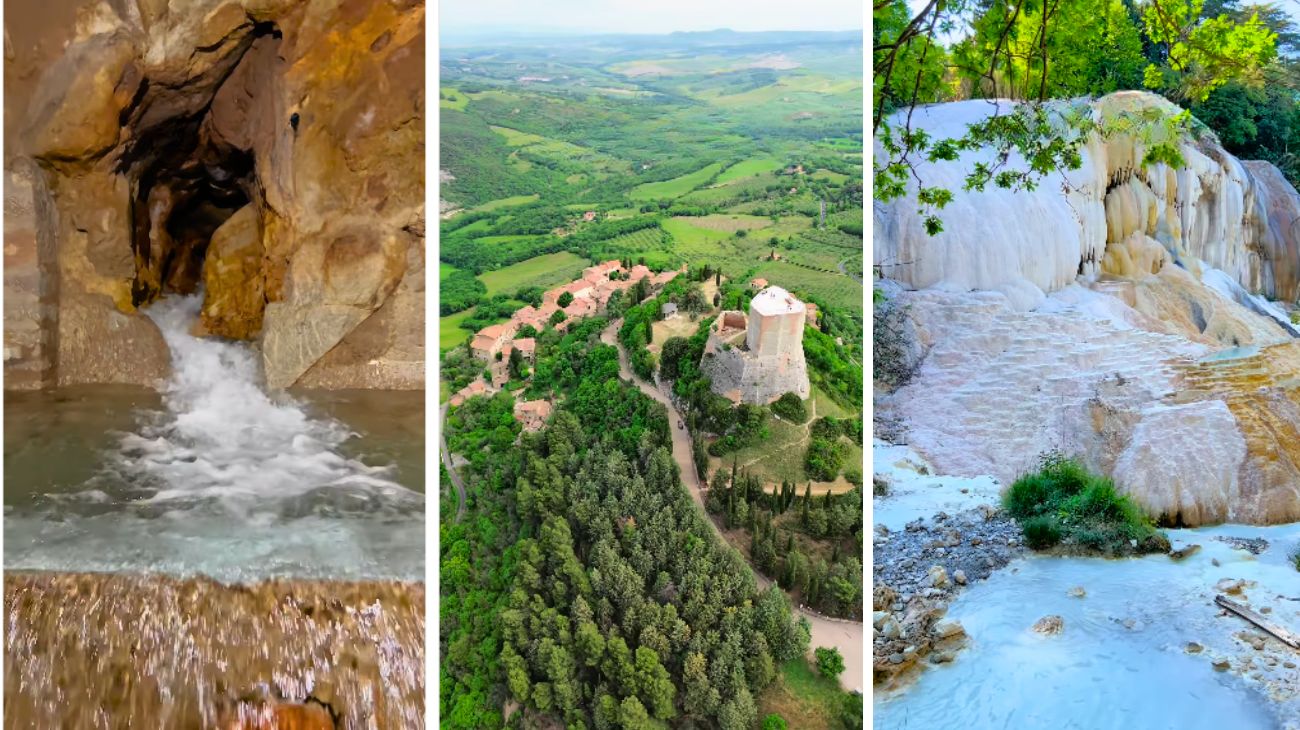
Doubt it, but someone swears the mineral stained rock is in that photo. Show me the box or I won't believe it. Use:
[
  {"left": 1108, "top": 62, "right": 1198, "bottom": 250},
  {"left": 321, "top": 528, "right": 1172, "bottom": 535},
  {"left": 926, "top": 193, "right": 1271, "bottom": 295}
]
[
  {"left": 3, "top": 0, "right": 425, "bottom": 390},
  {"left": 874, "top": 91, "right": 1300, "bottom": 525},
  {"left": 4, "top": 571, "right": 425, "bottom": 729}
]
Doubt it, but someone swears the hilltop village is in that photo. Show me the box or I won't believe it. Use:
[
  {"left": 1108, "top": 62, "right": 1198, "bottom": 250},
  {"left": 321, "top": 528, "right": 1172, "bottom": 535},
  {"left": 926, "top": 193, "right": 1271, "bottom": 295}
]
[{"left": 448, "top": 259, "right": 681, "bottom": 422}]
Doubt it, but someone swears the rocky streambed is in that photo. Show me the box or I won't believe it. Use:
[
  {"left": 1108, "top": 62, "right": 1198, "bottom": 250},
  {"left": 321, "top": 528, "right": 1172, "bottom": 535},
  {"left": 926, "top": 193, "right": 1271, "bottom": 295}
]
[
  {"left": 4, "top": 572, "right": 424, "bottom": 729},
  {"left": 873, "top": 443, "right": 1300, "bottom": 730}
]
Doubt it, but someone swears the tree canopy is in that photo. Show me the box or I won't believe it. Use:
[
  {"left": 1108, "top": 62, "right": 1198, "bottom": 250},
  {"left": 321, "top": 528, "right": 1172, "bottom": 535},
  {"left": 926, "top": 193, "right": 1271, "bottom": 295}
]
[{"left": 874, "top": 0, "right": 1288, "bottom": 234}]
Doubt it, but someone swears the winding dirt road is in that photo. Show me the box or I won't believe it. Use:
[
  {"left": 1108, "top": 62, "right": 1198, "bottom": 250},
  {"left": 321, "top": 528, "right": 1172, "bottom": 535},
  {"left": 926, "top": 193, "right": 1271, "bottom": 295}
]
[
  {"left": 438, "top": 403, "right": 467, "bottom": 523},
  {"left": 600, "top": 322, "right": 864, "bottom": 693}
]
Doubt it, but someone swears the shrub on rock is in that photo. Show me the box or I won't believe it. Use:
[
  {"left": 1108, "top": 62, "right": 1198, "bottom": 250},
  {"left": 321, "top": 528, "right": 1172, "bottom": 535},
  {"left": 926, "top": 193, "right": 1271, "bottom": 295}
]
[{"left": 1005, "top": 454, "right": 1165, "bottom": 556}]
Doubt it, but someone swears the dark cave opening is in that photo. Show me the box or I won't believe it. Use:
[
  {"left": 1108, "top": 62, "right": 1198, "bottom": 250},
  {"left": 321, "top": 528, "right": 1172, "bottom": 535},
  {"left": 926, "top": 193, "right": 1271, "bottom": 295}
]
[
  {"left": 122, "top": 22, "right": 280, "bottom": 310},
  {"left": 127, "top": 139, "right": 255, "bottom": 307}
]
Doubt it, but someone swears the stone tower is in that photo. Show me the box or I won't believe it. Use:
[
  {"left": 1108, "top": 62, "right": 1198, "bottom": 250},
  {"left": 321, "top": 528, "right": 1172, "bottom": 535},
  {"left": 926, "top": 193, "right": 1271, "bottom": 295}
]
[
  {"left": 701, "top": 286, "right": 811, "bottom": 404},
  {"left": 747, "top": 286, "right": 807, "bottom": 357}
]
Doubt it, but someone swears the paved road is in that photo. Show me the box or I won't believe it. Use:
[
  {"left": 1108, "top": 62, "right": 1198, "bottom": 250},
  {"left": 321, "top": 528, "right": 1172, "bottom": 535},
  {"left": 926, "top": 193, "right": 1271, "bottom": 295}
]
[
  {"left": 600, "top": 321, "right": 864, "bottom": 693},
  {"left": 438, "top": 403, "right": 467, "bottom": 523}
]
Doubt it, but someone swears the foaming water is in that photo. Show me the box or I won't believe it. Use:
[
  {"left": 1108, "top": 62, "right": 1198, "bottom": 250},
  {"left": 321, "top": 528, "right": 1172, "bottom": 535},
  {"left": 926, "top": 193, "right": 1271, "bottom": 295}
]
[
  {"left": 4, "top": 295, "right": 423, "bottom": 582},
  {"left": 119, "top": 295, "right": 408, "bottom": 510},
  {"left": 875, "top": 524, "right": 1300, "bottom": 730}
]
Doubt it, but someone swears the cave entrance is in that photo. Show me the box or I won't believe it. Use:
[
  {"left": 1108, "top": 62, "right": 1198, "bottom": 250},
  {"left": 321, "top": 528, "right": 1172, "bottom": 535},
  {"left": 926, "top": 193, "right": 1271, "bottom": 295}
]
[
  {"left": 128, "top": 134, "right": 254, "bottom": 307},
  {"left": 120, "top": 22, "right": 281, "bottom": 324}
]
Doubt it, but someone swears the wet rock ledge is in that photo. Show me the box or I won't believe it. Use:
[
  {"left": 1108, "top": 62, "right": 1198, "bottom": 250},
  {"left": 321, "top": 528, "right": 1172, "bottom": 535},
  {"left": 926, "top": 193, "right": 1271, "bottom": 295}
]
[{"left": 3, "top": 571, "right": 424, "bottom": 729}]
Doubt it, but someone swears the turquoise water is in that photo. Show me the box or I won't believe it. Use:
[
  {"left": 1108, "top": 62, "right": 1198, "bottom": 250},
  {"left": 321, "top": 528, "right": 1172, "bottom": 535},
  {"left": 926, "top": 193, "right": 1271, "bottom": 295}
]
[{"left": 875, "top": 524, "right": 1300, "bottom": 730}]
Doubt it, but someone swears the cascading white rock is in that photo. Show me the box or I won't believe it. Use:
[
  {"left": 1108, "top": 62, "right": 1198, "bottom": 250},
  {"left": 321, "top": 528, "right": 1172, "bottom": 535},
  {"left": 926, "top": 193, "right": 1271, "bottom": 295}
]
[
  {"left": 874, "top": 92, "right": 1300, "bottom": 308},
  {"left": 875, "top": 92, "right": 1300, "bottom": 526}
]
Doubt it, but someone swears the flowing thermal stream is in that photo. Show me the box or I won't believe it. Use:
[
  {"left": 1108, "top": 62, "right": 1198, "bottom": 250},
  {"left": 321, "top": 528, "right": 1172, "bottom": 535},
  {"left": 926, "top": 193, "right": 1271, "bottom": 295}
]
[
  {"left": 4, "top": 294, "right": 424, "bottom": 581},
  {"left": 874, "top": 443, "right": 1300, "bottom": 729}
]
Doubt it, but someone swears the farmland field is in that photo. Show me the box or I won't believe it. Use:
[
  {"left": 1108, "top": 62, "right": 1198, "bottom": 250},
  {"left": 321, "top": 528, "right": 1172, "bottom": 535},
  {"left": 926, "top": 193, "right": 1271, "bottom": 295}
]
[
  {"left": 629, "top": 162, "right": 726, "bottom": 200},
  {"left": 714, "top": 157, "right": 784, "bottom": 184},
  {"left": 438, "top": 308, "right": 476, "bottom": 351},
  {"left": 477, "top": 251, "right": 587, "bottom": 296},
  {"left": 468, "top": 193, "right": 539, "bottom": 214}
]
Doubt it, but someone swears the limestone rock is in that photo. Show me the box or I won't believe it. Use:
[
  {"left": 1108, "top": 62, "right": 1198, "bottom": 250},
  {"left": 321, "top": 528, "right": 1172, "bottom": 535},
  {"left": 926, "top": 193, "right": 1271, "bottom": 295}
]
[
  {"left": 56, "top": 293, "right": 169, "bottom": 387},
  {"left": 933, "top": 619, "right": 965, "bottom": 640},
  {"left": 874, "top": 91, "right": 1300, "bottom": 308},
  {"left": 260, "top": 303, "right": 371, "bottom": 390},
  {"left": 4, "top": 0, "right": 425, "bottom": 391},
  {"left": 1112, "top": 400, "right": 1246, "bottom": 526},
  {"left": 1032, "top": 615, "right": 1064, "bottom": 635},
  {"left": 23, "top": 33, "right": 138, "bottom": 163},
  {"left": 1215, "top": 578, "right": 1247, "bottom": 596},
  {"left": 201, "top": 205, "right": 264, "bottom": 339},
  {"left": 1068, "top": 586, "right": 1086, "bottom": 598}
]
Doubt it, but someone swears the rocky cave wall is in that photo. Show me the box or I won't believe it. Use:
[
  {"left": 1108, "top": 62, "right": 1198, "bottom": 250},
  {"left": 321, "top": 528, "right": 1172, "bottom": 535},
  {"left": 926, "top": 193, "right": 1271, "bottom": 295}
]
[
  {"left": 3, "top": 0, "right": 425, "bottom": 390},
  {"left": 872, "top": 91, "right": 1300, "bottom": 311}
]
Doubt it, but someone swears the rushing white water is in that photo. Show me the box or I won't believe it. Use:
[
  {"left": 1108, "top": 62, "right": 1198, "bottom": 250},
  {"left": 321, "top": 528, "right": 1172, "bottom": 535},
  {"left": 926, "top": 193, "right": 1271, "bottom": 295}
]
[
  {"left": 117, "top": 295, "right": 407, "bottom": 511},
  {"left": 4, "top": 294, "right": 423, "bottom": 581}
]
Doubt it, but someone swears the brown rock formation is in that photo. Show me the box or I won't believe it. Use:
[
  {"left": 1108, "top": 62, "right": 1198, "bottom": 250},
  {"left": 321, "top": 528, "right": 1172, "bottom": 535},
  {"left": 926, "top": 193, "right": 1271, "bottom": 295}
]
[
  {"left": 3, "top": 0, "right": 424, "bottom": 390},
  {"left": 4, "top": 571, "right": 424, "bottom": 728},
  {"left": 1244, "top": 160, "right": 1300, "bottom": 304}
]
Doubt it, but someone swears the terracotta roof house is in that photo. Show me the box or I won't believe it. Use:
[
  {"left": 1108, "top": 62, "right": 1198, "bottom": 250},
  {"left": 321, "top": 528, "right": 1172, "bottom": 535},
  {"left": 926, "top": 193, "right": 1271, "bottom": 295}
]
[
  {"left": 470, "top": 322, "right": 515, "bottom": 361},
  {"left": 513, "top": 399, "right": 553, "bottom": 431},
  {"left": 449, "top": 379, "right": 489, "bottom": 407},
  {"left": 513, "top": 337, "right": 536, "bottom": 360},
  {"left": 750, "top": 277, "right": 768, "bottom": 289},
  {"left": 628, "top": 264, "right": 652, "bottom": 282},
  {"left": 583, "top": 211, "right": 597, "bottom": 222}
]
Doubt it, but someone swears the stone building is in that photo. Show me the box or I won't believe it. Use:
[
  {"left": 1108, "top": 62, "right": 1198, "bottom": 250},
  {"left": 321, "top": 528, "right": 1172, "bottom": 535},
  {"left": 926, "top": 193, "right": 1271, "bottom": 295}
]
[{"left": 701, "top": 286, "right": 810, "bottom": 404}]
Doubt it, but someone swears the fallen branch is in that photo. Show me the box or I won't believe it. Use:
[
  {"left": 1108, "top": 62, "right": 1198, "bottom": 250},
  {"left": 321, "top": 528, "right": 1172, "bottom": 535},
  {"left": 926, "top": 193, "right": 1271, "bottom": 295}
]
[{"left": 1216, "top": 594, "right": 1300, "bottom": 650}]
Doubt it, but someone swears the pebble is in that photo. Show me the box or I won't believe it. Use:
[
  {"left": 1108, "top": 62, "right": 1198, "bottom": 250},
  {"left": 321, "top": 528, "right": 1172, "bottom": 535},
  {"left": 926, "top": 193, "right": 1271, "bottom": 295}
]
[
  {"left": 1214, "top": 536, "right": 1269, "bottom": 555},
  {"left": 928, "top": 565, "right": 950, "bottom": 588},
  {"left": 1032, "top": 615, "right": 1064, "bottom": 635},
  {"left": 933, "top": 619, "right": 965, "bottom": 640},
  {"left": 1186, "top": 642, "right": 1203, "bottom": 654},
  {"left": 1067, "top": 586, "right": 1086, "bottom": 598},
  {"left": 953, "top": 570, "right": 967, "bottom": 585},
  {"left": 1215, "top": 578, "right": 1246, "bottom": 595},
  {"left": 1213, "top": 658, "right": 1231, "bottom": 671}
]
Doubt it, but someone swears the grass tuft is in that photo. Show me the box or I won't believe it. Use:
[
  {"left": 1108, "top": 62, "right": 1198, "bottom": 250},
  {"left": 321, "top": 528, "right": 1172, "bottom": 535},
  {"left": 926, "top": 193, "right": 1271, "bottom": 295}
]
[{"left": 1004, "top": 453, "right": 1167, "bottom": 556}]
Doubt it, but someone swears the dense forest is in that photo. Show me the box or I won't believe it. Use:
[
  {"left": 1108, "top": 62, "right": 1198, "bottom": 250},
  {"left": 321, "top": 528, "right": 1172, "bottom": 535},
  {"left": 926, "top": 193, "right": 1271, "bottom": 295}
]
[
  {"left": 875, "top": 0, "right": 1297, "bottom": 232},
  {"left": 441, "top": 319, "right": 816, "bottom": 730}
]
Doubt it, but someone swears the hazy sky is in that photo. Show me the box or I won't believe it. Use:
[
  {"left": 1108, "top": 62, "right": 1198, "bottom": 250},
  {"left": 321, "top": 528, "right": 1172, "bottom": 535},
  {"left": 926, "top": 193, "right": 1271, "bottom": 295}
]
[{"left": 440, "top": 0, "right": 864, "bottom": 35}]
